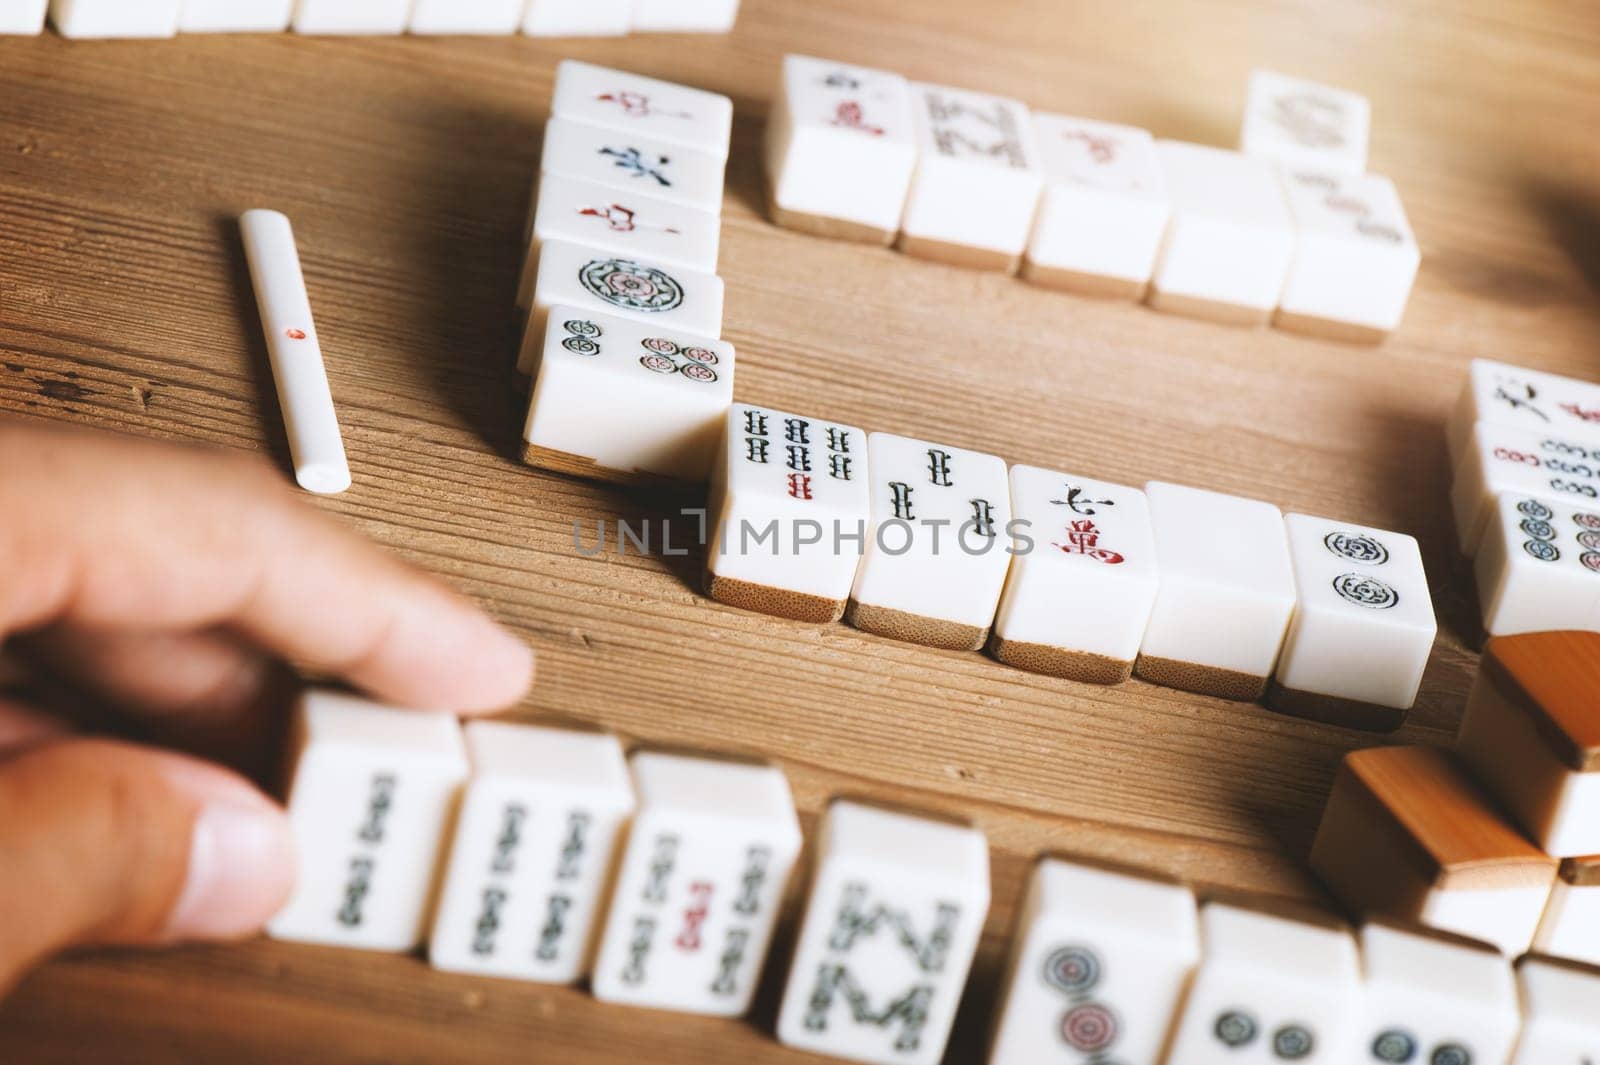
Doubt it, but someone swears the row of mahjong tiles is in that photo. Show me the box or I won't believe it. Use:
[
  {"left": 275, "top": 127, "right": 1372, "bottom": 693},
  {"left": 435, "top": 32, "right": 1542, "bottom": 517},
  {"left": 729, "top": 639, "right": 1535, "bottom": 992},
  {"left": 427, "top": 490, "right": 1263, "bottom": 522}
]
[
  {"left": 7, "top": 0, "right": 739, "bottom": 37},
  {"left": 272, "top": 689, "right": 1600, "bottom": 1065}
]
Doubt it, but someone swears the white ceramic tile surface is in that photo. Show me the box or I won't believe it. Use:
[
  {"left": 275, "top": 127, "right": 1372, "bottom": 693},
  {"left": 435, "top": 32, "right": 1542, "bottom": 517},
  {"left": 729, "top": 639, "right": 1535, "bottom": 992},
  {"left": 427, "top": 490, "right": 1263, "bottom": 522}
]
[
  {"left": 291, "top": 0, "right": 409, "bottom": 33},
  {"left": 539, "top": 116, "right": 726, "bottom": 213},
  {"left": 177, "top": 0, "right": 290, "bottom": 31},
  {"left": 428, "top": 723, "right": 636, "bottom": 982},
  {"left": 590, "top": 752, "right": 801, "bottom": 1016},
  {"left": 776, "top": 801, "right": 990, "bottom": 1065},
  {"left": 267, "top": 691, "right": 469, "bottom": 952},
  {"left": 409, "top": 0, "right": 523, "bottom": 33},
  {"left": 1473, "top": 492, "right": 1600, "bottom": 637},
  {"left": 50, "top": 0, "right": 178, "bottom": 36},
  {"left": 629, "top": 0, "right": 737, "bottom": 33},
  {"left": 0, "top": 0, "right": 46, "bottom": 33},
  {"left": 1240, "top": 69, "right": 1371, "bottom": 176},
  {"left": 1277, "top": 168, "right": 1419, "bottom": 334},
  {"left": 1450, "top": 421, "right": 1600, "bottom": 556},
  {"left": 523, "top": 0, "right": 629, "bottom": 36},
  {"left": 1447, "top": 358, "right": 1600, "bottom": 468},
  {"left": 550, "top": 60, "right": 733, "bottom": 159},
  {"left": 1534, "top": 868, "right": 1600, "bottom": 968},
  {"left": 1510, "top": 957, "right": 1600, "bottom": 1063}
]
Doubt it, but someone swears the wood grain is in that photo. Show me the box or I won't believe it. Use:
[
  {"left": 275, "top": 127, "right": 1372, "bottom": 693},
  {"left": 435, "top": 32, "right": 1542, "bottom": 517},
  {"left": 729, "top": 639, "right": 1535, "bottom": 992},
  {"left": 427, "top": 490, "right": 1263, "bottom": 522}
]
[
  {"left": 1483, "top": 631, "right": 1600, "bottom": 771},
  {"left": 2, "top": 0, "right": 1600, "bottom": 1061}
]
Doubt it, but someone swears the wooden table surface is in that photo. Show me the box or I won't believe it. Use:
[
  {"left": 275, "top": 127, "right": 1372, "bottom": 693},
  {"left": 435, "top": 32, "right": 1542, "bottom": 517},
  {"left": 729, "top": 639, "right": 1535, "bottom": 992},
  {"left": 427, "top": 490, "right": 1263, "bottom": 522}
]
[{"left": 3, "top": 0, "right": 1599, "bottom": 1060}]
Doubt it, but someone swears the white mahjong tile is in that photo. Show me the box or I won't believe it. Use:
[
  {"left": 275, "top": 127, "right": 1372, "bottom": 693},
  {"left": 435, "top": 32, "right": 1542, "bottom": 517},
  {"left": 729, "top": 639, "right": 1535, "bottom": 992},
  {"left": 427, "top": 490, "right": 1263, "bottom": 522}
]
[
  {"left": 1447, "top": 358, "right": 1600, "bottom": 468},
  {"left": 291, "top": 0, "right": 409, "bottom": 33},
  {"left": 1270, "top": 515, "right": 1436, "bottom": 729},
  {"left": 776, "top": 801, "right": 990, "bottom": 1065},
  {"left": 1534, "top": 859, "right": 1600, "bottom": 968},
  {"left": 51, "top": 0, "right": 178, "bottom": 36},
  {"left": 847, "top": 433, "right": 1013, "bottom": 650},
  {"left": 1474, "top": 492, "right": 1600, "bottom": 636},
  {"left": 991, "top": 466, "right": 1158, "bottom": 683},
  {"left": 988, "top": 857, "right": 1198, "bottom": 1065},
  {"left": 523, "top": 0, "right": 630, "bottom": 37},
  {"left": 900, "top": 83, "right": 1044, "bottom": 269},
  {"left": 629, "top": 0, "right": 738, "bottom": 34},
  {"left": 705, "top": 403, "right": 871, "bottom": 623},
  {"left": 428, "top": 723, "right": 635, "bottom": 983},
  {"left": 1150, "top": 141, "right": 1296, "bottom": 324},
  {"left": 1511, "top": 956, "right": 1600, "bottom": 1063},
  {"left": 1137, "top": 481, "right": 1296, "bottom": 700},
  {"left": 522, "top": 306, "right": 733, "bottom": 484},
  {"left": 1165, "top": 901, "right": 1360, "bottom": 1064},
  {"left": 1023, "top": 114, "right": 1170, "bottom": 296},
  {"left": 539, "top": 116, "right": 726, "bottom": 214},
  {"left": 267, "top": 691, "right": 468, "bottom": 952},
  {"left": 178, "top": 0, "right": 290, "bottom": 31},
  {"left": 1240, "top": 70, "right": 1371, "bottom": 176},
  {"left": 1276, "top": 169, "right": 1419, "bottom": 340},
  {"left": 516, "top": 239, "right": 723, "bottom": 376},
  {"left": 765, "top": 54, "right": 918, "bottom": 243},
  {"left": 1450, "top": 421, "right": 1600, "bottom": 556},
  {"left": 1, "top": 0, "right": 46, "bottom": 33},
  {"left": 409, "top": 0, "right": 523, "bottom": 33},
  {"left": 550, "top": 61, "right": 733, "bottom": 159},
  {"left": 590, "top": 752, "right": 801, "bottom": 1017}
]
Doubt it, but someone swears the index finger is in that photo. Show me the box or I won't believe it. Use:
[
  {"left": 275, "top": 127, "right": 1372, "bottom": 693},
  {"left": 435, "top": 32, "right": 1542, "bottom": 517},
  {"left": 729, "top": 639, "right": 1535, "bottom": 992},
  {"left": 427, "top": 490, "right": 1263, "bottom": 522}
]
[{"left": 0, "top": 419, "right": 534, "bottom": 712}]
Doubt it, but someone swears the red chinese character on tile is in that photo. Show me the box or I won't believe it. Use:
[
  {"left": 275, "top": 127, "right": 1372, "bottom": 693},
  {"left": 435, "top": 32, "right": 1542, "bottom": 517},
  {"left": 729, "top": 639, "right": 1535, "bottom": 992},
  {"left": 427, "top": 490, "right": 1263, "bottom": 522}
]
[
  {"left": 829, "top": 101, "right": 885, "bottom": 137},
  {"left": 1054, "top": 520, "right": 1124, "bottom": 564},
  {"left": 787, "top": 473, "right": 813, "bottom": 500},
  {"left": 578, "top": 203, "right": 682, "bottom": 236},
  {"left": 596, "top": 91, "right": 693, "bottom": 121},
  {"left": 1561, "top": 402, "right": 1600, "bottom": 424},
  {"left": 1063, "top": 128, "right": 1118, "bottom": 165}
]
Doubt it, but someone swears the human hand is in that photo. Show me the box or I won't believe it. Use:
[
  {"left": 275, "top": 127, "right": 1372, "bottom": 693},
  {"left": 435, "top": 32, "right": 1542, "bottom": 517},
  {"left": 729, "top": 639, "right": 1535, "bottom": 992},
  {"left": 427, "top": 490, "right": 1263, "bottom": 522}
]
[{"left": 0, "top": 418, "right": 534, "bottom": 993}]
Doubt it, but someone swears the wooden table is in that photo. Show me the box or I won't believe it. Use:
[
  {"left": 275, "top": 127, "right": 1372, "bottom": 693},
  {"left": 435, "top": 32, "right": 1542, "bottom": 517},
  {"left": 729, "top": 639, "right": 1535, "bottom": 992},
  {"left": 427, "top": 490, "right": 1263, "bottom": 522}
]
[{"left": 2, "top": 1, "right": 1598, "bottom": 1060}]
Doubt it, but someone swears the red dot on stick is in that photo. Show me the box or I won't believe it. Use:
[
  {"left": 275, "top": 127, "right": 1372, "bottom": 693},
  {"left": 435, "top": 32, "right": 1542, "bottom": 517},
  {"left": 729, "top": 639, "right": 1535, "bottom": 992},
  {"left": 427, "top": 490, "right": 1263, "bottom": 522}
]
[{"left": 285, "top": 328, "right": 307, "bottom": 340}]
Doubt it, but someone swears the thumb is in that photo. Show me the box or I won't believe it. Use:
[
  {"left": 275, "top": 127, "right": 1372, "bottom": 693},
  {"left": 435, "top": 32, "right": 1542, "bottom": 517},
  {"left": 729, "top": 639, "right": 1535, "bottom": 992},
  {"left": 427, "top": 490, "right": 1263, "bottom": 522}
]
[{"left": 0, "top": 738, "right": 295, "bottom": 992}]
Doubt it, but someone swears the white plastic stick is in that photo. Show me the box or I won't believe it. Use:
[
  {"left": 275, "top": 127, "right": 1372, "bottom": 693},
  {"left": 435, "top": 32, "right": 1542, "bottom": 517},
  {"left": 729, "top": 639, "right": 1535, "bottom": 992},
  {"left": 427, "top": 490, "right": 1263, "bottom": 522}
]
[{"left": 239, "top": 209, "right": 351, "bottom": 495}]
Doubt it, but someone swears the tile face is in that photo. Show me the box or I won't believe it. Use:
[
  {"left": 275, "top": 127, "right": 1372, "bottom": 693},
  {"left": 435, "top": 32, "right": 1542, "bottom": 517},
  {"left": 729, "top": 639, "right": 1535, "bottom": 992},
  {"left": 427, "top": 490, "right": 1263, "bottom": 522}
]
[
  {"left": 268, "top": 691, "right": 469, "bottom": 952},
  {"left": 776, "top": 802, "right": 990, "bottom": 1065},
  {"left": 516, "top": 239, "right": 724, "bottom": 376},
  {"left": 1240, "top": 69, "right": 1371, "bottom": 176},
  {"left": 846, "top": 433, "right": 1013, "bottom": 650},
  {"left": 0, "top": 0, "right": 46, "bottom": 32},
  {"left": 524, "top": 0, "right": 630, "bottom": 36},
  {"left": 590, "top": 752, "right": 801, "bottom": 1016},
  {"left": 705, "top": 404, "right": 871, "bottom": 623},
  {"left": 988, "top": 858, "right": 1198, "bottom": 1065},
  {"left": 1149, "top": 141, "right": 1296, "bottom": 324},
  {"left": 551, "top": 61, "right": 733, "bottom": 159},
  {"left": 539, "top": 116, "right": 726, "bottom": 213},
  {"left": 629, "top": 0, "right": 738, "bottom": 33},
  {"left": 1447, "top": 358, "right": 1600, "bottom": 469},
  {"left": 428, "top": 724, "right": 635, "bottom": 982},
  {"left": 1023, "top": 114, "right": 1170, "bottom": 297},
  {"left": 1135, "top": 481, "right": 1296, "bottom": 700},
  {"left": 1534, "top": 858, "right": 1600, "bottom": 968},
  {"left": 1356, "top": 921, "right": 1520, "bottom": 1065},
  {"left": 1473, "top": 492, "right": 1600, "bottom": 636},
  {"left": 522, "top": 306, "right": 733, "bottom": 485},
  {"left": 517, "top": 174, "right": 720, "bottom": 308},
  {"left": 764, "top": 54, "right": 918, "bottom": 244},
  {"left": 1450, "top": 420, "right": 1600, "bottom": 556},
  {"left": 50, "top": 0, "right": 178, "bottom": 36},
  {"left": 1310, "top": 746, "right": 1558, "bottom": 956},
  {"left": 178, "top": 0, "right": 291, "bottom": 31},
  {"left": 900, "top": 83, "right": 1044, "bottom": 269},
  {"left": 1269, "top": 514, "right": 1436, "bottom": 730},
  {"left": 1511, "top": 956, "right": 1600, "bottom": 1063},
  {"left": 1165, "top": 901, "right": 1360, "bottom": 1065},
  {"left": 1456, "top": 632, "right": 1600, "bottom": 858},
  {"left": 990, "top": 467, "right": 1158, "bottom": 684},
  {"left": 409, "top": 0, "right": 523, "bottom": 33},
  {"left": 1276, "top": 169, "right": 1420, "bottom": 340},
  {"left": 292, "top": 0, "right": 409, "bottom": 33}
]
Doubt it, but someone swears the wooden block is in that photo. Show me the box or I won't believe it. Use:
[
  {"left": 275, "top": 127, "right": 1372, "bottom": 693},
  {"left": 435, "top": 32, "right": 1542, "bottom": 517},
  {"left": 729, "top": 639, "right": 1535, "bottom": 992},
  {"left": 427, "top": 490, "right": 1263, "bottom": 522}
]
[
  {"left": 178, "top": 0, "right": 291, "bottom": 31},
  {"left": 1449, "top": 420, "right": 1600, "bottom": 557},
  {"left": 523, "top": 0, "right": 630, "bottom": 37},
  {"left": 1149, "top": 141, "right": 1295, "bottom": 324},
  {"left": 987, "top": 856, "right": 1198, "bottom": 1065},
  {"left": 900, "top": 83, "right": 1043, "bottom": 271},
  {"left": 521, "top": 306, "right": 732, "bottom": 484},
  {"left": 1511, "top": 955, "right": 1600, "bottom": 1062},
  {"left": 1309, "top": 745, "right": 1558, "bottom": 955},
  {"left": 550, "top": 61, "right": 733, "bottom": 160},
  {"left": 267, "top": 691, "right": 469, "bottom": 952},
  {"left": 1164, "top": 897, "right": 1360, "bottom": 1063},
  {"left": 765, "top": 55, "right": 916, "bottom": 243},
  {"left": 589, "top": 751, "right": 801, "bottom": 1016},
  {"left": 516, "top": 240, "right": 724, "bottom": 377},
  {"left": 1446, "top": 357, "right": 1600, "bottom": 469},
  {"left": 775, "top": 800, "right": 989, "bottom": 1065},
  {"left": 51, "top": 0, "right": 178, "bottom": 36},
  {"left": 291, "top": 0, "right": 409, "bottom": 34},
  {"left": 1276, "top": 170, "right": 1419, "bottom": 341},
  {"left": 990, "top": 467, "right": 1158, "bottom": 684},
  {"left": 1240, "top": 69, "right": 1371, "bottom": 176},
  {"left": 1134, "top": 481, "right": 1296, "bottom": 701},
  {"left": 539, "top": 116, "right": 726, "bottom": 214},
  {"left": 1268, "top": 514, "right": 1436, "bottom": 730},
  {"left": 847, "top": 433, "right": 1012, "bottom": 650},
  {"left": 1457, "top": 632, "right": 1600, "bottom": 856},
  {"left": 427, "top": 723, "right": 635, "bottom": 982},
  {"left": 1472, "top": 493, "right": 1600, "bottom": 636},
  {"left": 1023, "top": 114, "right": 1169, "bottom": 298},
  {"left": 1355, "top": 919, "right": 1521, "bottom": 1065},
  {"left": 1533, "top": 855, "right": 1600, "bottom": 968},
  {"left": 705, "top": 404, "right": 870, "bottom": 623}
]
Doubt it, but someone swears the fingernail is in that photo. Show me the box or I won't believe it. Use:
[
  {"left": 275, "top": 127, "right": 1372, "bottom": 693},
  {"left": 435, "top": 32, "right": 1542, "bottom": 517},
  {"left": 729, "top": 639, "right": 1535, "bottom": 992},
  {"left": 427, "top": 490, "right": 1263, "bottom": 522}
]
[{"left": 165, "top": 799, "right": 296, "bottom": 941}]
